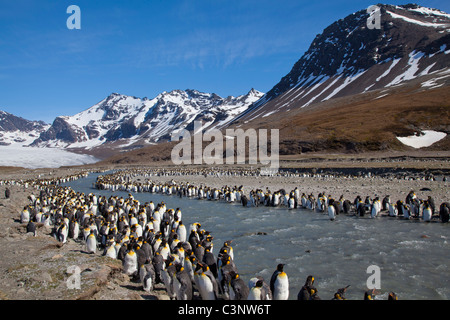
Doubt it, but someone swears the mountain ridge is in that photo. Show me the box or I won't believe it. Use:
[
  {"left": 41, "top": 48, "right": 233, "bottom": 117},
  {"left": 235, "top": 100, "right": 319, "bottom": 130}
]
[
  {"left": 231, "top": 3, "right": 450, "bottom": 124},
  {"left": 26, "top": 88, "right": 264, "bottom": 151}
]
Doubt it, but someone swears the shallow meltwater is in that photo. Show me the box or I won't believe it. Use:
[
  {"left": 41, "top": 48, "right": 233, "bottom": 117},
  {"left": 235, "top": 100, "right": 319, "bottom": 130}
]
[{"left": 63, "top": 172, "right": 450, "bottom": 300}]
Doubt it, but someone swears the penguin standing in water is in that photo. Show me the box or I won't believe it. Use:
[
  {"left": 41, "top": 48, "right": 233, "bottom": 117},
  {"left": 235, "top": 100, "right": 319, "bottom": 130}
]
[
  {"left": 439, "top": 202, "right": 449, "bottom": 223},
  {"left": 328, "top": 204, "right": 336, "bottom": 221},
  {"left": 241, "top": 195, "right": 248, "bottom": 207},
  {"left": 388, "top": 292, "right": 398, "bottom": 300},
  {"left": 297, "top": 275, "right": 320, "bottom": 300},
  {"left": 342, "top": 199, "right": 352, "bottom": 214},
  {"left": 332, "top": 285, "right": 350, "bottom": 300},
  {"left": 85, "top": 230, "right": 97, "bottom": 254},
  {"left": 388, "top": 203, "right": 398, "bottom": 217},
  {"left": 364, "top": 289, "right": 376, "bottom": 300},
  {"left": 422, "top": 201, "right": 432, "bottom": 222},
  {"left": 270, "top": 264, "right": 289, "bottom": 300},
  {"left": 382, "top": 196, "right": 390, "bottom": 211},
  {"left": 427, "top": 196, "right": 436, "bottom": 216}
]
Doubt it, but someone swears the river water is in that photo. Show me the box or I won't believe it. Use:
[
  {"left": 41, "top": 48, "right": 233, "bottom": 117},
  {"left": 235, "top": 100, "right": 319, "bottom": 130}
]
[{"left": 62, "top": 172, "right": 449, "bottom": 300}]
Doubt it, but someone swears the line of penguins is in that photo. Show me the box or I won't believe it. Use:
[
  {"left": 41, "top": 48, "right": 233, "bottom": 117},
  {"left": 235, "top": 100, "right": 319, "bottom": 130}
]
[
  {"left": 90, "top": 166, "right": 441, "bottom": 182},
  {"left": 95, "top": 174, "right": 450, "bottom": 223},
  {"left": 19, "top": 184, "right": 399, "bottom": 300}
]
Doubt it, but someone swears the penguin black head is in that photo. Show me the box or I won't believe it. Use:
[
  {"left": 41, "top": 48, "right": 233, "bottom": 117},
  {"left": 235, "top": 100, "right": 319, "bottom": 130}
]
[
  {"left": 276, "top": 264, "right": 284, "bottom": 272},
  {"left": 364, "top": 290, "right": 374, "bottom": 300},
  {"left": 305, "top": 275, "right": 314, "bottom": 286},
  {"left": 255, "top": 280, "right": 263, "bottom": 288},
  {"left": 175, "top": 263, "right": 184, "bottom": 273}
]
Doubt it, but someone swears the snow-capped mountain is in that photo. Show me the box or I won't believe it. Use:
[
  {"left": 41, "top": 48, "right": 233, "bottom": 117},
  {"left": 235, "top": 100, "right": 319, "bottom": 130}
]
[
  {"left": 31, "top": 88, "right": 264, "bottom": 150},
  {"left": 233, "top": 3, "right": 450, "bottom": 123},
  {"left": 0, "top": 110, "right": 49, "bottom": 146}
]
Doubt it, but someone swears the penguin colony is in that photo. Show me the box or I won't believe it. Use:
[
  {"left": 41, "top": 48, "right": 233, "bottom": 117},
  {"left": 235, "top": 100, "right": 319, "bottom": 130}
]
[
  {"left": 94, "top": 169, "right": 450, "bottom": 223},
  {"left": 9, "top": 167, "right": 448, "bottom": 300},
  {"left": 19, "top": 183, "right": 401, "bottom": 300}
]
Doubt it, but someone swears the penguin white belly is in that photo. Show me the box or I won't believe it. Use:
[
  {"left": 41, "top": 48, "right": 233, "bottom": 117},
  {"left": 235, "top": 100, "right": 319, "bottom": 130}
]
[
  {"left": 73, "top": 223, "right": 80, "bottom": 239},
  {"left": 423, "top": 208, "right": 432, "bottom": 222},
  {"left": 273, "top": 273, "right": 289, "bottom": 300},
  {"left": 86, "top": 235, "right": 97, "bottom": 253},
  {"left": 160, "top": 246, "right": 170, "bottom": 260},
  {"left": 198, "top": 274, "right": 215, "bottom": 300},
  {"left": 371, "top": 205, "right": 378, "bottom": 218},
  {"left": 105, "top": 246, "right": 117, "bottom": 259},
  {"left": 273, "top": 196, "right": 279, "bottom": 206},
  {"left": 388, "top": 204, "right": 397, "bottom": 217},
  {"left": 123, "top": 253, "right": 138, "bottom": 276},
  {"left": 177, "top": 226, "right": 187, "bottom": 242},
  {"left": 328, "top": 206, "right": 336, "bottom": 221},
  {"left": 21, "top": 210, "right": 30, "bottom": 224},
  {"left": 288, "top": 198, "right": 295, "bottom": 209},
  {"left": 143, "top": 273, "right": 154, "bottom": 292},
  {"left": 248, "top": 287, "right": 262, "bottom": 300}
]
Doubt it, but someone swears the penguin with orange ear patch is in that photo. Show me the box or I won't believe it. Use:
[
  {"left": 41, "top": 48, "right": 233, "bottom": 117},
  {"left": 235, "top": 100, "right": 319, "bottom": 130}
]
[
  {"left": 270, "top": 263, "right": 289, "bottom": 300},
  {"left": 175, "top": 264, "right": 192, "bottom": 300},
  {"left": 230, "top": 271, "right": 249, "bottom": 300}
]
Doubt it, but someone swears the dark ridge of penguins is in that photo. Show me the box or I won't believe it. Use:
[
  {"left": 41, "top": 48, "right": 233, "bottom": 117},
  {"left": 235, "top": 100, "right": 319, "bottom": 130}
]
[
  {"left": 93, "top": 169, "right": 449, "bottom": 223},
  {"left": 18, "top": 183, "right": 407, "bottom": 300}
]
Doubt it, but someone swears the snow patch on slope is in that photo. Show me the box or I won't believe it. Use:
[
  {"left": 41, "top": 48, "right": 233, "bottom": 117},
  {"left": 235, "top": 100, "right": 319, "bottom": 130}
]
[{"left": 397, "top": 130, "right": 447, "bottom": 148}]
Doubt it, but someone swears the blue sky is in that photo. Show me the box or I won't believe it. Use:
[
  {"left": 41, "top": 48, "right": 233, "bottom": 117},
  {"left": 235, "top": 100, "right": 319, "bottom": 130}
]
[{"left": 1, "top": 0, "right": 449, "bottom": 123}]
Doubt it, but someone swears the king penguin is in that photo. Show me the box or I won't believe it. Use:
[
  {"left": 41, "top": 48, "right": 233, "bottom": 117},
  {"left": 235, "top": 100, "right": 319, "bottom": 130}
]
[
  {"left": 26, "top": 221, "right": 37, "bottom": 237},
  {"left": 248, "top": 279, "right": 265, "bottom": 300},
  {"left": 422, "top": 201, "right": 432, "bottom": 222},
  {"left": 85, "top": 229, "right": 97, "bottom": 254},
  {"left": 440, "top": 202, "right": 450, "bottom": 223},
  {"left": 176, "top": 221, "right": 187, "bottom": 242},
  {"left": 175, "top": 264, "right": 193, "bottom": 300},
  {"left": 328, "top": 205, "right": 336, "bottom": 221},
  {"left": 194, "top": 263, "right": 219, "bottom": 300},
  {"left": 270, "top": 264, "right": 289, "bottom": 300},
  {"left": 230, "top": 271, "right": 249, "bottom": 300},
  {"left": 123, "top": 245, "right": 138, "bottom": 277},
  {"left": 248, "top": 276, "right": 272, "bottom": 300},
  {"left": 219, "top": 240, "right": 234, "bottom": 261}
]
